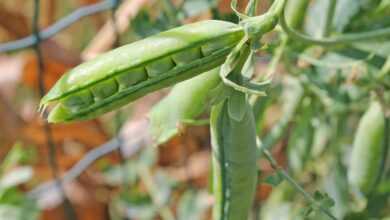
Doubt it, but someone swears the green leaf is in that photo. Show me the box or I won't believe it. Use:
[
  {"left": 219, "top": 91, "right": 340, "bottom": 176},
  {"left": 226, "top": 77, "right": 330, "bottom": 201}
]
[
  {"left": 378, "top": 0, "right": 390, "bottom": 11},
  {"left": 300, "top": 206, "right": 314, "bottom": 218},
  {"left": 0, "top": 142, "right": 36, "bottom": 175},
  {"left": 209, "top": 83, "right": 231, "bottom": 105},
  {"left": 0, "top": 167, "right": 33, "bottom": 190},
  {"left": 242, "top": 51, "right": 255, "bottom": 79},
  {"left": 333, "top": 0, "right": 368, "bottom": 32},
  {"left": 0, "top": 202, "right": 39, "bottom": 220},
  {"left": 313, "top": 191, "right": 336, "bottom": 210},
  {"left": 352, "top": 41, "right": 390, "bottom": 57},
  {"left": 304, "top": 0, "right": 328, "bottom": 37},
  {"left": 323, "top": 164, "right": 350, "bottom": 218},
  {"left": 287, "top": 96, "right": 315, "bottom": 174},
  {"left": 305, "top": 0, "right": 369, "bottom": 35},
  {"left": 131, "top": 10, "right": 171, "bottom": 38},
  {"left": 109, "top": 192, "right": 157, "bottom": 220}
]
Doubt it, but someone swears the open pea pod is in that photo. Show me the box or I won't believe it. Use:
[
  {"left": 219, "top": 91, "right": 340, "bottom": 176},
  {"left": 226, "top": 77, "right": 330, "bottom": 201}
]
[{"left": 40, "top": 20, "right": 244, "bottom": 123}]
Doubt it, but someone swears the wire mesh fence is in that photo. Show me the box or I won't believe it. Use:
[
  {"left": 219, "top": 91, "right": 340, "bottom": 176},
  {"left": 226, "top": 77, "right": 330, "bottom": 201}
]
[
  {"left": 1, "top": 1, "right": 389, "bottom": 220},
  {"left": 0, "top": 1, "right": 140, "bottom": 219}
]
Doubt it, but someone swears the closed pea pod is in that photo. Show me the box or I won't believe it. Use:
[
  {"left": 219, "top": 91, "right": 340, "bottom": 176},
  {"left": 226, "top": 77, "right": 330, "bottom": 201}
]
[
  {"left": 210, "top": 93, "right": 258, "bottom": 220},
  {"left": 348, "top": 101, "right": 386, "bottom": 195},
  {"left": 40, "top": 20, "right": 244, "bottom": 123}
]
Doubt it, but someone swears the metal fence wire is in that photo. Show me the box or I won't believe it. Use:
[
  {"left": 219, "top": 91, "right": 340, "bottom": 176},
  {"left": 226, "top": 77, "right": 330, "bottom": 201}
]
[{"left": 0, "top": 1, "right": 136, "bottom": 220}]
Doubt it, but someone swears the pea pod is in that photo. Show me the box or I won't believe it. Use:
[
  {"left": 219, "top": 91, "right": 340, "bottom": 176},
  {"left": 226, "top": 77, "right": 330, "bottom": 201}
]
[
  {"left": 40, "top": 20, "right": 243, "bottom": 123},
  {"left": 210, "top": 92, "right": 258, "bottom": 220},
  {"left": 348, "top": 101, "right": 386, "bottom": 195},
  {"left": 149, "top": 67, "right": 221, "bottom": 144}
]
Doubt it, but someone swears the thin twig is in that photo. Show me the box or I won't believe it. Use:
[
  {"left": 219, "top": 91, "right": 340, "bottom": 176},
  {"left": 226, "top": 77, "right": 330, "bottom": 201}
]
[
  {"left": 0, "top": 0, "right": 116, "bottom": 53},
  {"left": 261, "top": 149, "right": 337, "bottom": 220},
  {"left": 323, "top": 0, "right": 337, "bottom": 37}
]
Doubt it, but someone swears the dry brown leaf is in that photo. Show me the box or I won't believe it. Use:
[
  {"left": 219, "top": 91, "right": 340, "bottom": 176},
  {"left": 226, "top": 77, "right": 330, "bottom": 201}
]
[
  {"left": 78, "top": 0, "right": 101, "bottom": 5},
  {"left": 0, "top": 3, "right": 29, "bottom": 38},
  {"left": 165, "top": 150, "right": 210, "bottom": 187},
  {"left": 158, "top": 126, "right": 208, "bottom": 167},
  {"left": 0, "top": 94, "right": 25, "bottom": 158},
  {"left": 22, "top": 118, "right": 108, "bottom": 148},
  {"left": 22, "top": 40, "right": 81, "bottom": 91},
  {"left": 256, "top": 184, "right": 273, "bottom": 201},
  {"left": 218, "top": 0, "right": 249, "bottom": 14},
  {"left": 22, "top": 54, "right": 70, "bottom": 91}
]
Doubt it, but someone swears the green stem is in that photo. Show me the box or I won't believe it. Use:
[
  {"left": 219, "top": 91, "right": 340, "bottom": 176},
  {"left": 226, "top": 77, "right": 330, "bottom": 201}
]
[
  {"left": 256, "top": 77, "right": 303, "bottom": 156},
  {"left": 279, "top": 0, "right": 390, "bottom": 46},
  {"left": 285, "top": 0, "right": 310, "bottom": 29},
  {"left": 270, "top": 0, "right": 287, "bottom": 16},
  {"left": 245, "top": 0, "right": 259, "bottom": 16},
  {"left": 323, "top": 0, "right": 337, "bottom": 37},
  {"left": 378, "top": 56, "right": 390, "bottom": 80},
  {"left": 369, "top": 116, "right": 390, "bottom": 196},
  {"left": 264, "top": 35, "right": 288, "bottom": 79},
  {"left": 262, "top": 149, "right": 337, "bottom": 220}
]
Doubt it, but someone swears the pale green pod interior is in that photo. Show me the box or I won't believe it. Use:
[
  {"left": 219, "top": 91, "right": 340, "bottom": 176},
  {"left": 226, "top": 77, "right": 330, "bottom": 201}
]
[
  {"left": 48, "top": 104, "right": 72, "bottom": 123},
  {"left": 115, "top": 67, "right": 148, "bottom": 89},
  {"left": 145, "top": 56, "right": 175, "bottom": 77},
  {"left": 90, "top": 78, "right": 119, "bottom": 100},
  {"left": 171, "top": 47, "right": 202, "bottom": 65}
]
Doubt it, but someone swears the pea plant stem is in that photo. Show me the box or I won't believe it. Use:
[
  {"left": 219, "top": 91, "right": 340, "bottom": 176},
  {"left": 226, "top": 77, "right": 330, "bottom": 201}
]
[
  {"left": 264, "top": 34, "right": 288, "bottom": 79},
  {"left": 324, "top": 0, "right": 337, "bottom": 37},
  {"left": 280, "top": 0, "right": 390, "bottom": 46},
  {"left": 245, "top": 0, "right": 259, "bottom": 16},
  {"left": 370, "top": 116, "right": 390, "bottom": 197},
  {"left": 285, "top": 0, "right": 310, "bottom": 29},
  {"left": 261, "top": 149, "right": 338, "bottom": 220},
  {"left": 378, "top": 56, "right": 390, "bottom": 80},
  {"left": 255, "top": 77, "right": 303, "bottom": 156}
]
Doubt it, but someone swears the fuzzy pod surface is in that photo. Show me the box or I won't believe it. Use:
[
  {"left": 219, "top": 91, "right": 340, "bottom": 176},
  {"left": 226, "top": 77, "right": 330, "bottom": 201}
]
[
  {"left": 210, "top": 95, "right": 258, "bottom": 220},
  {"left": 348, "top": 101, "right": 386, "bottom": 194}
]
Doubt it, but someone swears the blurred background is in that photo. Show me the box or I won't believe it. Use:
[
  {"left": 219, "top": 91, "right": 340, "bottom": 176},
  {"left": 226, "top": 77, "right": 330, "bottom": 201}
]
[{"left": 0, "top": 0, "right": 389, "bottom": 220}]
